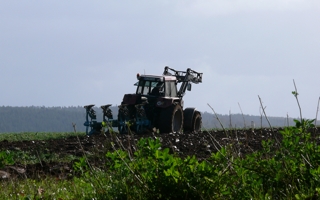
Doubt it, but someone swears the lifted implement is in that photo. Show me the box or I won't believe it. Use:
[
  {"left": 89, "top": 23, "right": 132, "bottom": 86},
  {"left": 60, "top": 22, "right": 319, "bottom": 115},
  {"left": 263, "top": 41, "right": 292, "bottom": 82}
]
[{"left": 84, "top": 66, "right": 203, "bottom": 135}]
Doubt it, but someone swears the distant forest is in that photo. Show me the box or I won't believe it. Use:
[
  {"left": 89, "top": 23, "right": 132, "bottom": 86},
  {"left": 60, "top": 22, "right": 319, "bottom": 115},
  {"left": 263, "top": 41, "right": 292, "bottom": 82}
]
[{"left": 0, "top": 106, "right": 314, "bottom": 133}]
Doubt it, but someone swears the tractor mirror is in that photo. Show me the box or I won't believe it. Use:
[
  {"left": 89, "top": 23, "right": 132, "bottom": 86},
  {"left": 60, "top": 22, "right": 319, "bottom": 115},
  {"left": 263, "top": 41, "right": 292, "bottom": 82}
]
[{"left": 187, "top": 83, "right": 192, "bottom": 91}]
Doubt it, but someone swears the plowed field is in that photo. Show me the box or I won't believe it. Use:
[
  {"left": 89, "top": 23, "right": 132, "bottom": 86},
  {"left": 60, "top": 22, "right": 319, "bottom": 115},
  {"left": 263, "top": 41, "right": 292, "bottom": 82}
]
[{"left": 1, "top": 128, "right": 320, "bottom": 180}]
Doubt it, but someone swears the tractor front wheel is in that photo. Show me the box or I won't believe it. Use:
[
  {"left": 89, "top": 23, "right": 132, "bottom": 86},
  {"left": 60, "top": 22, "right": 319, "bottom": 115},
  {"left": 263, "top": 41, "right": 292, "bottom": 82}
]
[{"left": 192, "top": 111, "right": 202, "bottom": 132}]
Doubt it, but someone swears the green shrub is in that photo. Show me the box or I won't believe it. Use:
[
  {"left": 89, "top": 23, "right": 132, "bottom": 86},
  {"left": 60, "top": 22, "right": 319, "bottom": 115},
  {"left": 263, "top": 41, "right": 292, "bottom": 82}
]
[
  {"left": 104, "top": 118, "right": 320, "bottom": 199},
  {"left": 0, "top": 151, "right": 14, "bottom": 168}
]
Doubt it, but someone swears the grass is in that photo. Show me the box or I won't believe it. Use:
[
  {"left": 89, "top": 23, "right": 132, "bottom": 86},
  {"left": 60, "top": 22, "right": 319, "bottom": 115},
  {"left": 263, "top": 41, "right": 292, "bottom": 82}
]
[
  {"left": 0, "top": 132, "right": 86, "bottom": 166},
  {"left": 0, "top": 132, "right": 85, "bottom": 142}
]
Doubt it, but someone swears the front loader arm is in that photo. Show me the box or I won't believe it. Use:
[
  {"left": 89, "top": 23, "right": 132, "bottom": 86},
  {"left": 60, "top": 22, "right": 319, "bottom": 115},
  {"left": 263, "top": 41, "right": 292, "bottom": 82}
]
[{"left": 163, "top": 66, "right": 203, "bottom": 97}]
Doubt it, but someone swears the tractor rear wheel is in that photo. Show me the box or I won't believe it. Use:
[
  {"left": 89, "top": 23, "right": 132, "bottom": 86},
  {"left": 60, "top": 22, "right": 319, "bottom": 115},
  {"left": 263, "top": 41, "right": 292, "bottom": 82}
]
[{"left": 158, "top": 104, "right": 183, "bottom": 133}]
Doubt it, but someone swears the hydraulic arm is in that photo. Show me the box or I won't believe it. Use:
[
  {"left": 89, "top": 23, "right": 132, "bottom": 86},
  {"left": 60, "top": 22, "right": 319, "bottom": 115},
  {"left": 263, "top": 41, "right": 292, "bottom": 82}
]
[{"left": 163, "top": 66, "right": 203, "bottom": 97}]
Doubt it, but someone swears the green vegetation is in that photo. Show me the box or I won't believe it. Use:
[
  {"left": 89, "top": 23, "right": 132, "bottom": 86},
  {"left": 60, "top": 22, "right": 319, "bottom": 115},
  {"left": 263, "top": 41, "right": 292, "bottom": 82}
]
[
  {"left": 1, "top": 118, "right": 320, "bottom": 199},
  {"left": 0, "top": 131, "right": 84, "bottom": 142},
  {"left": 0, "top": 151, "right": 14, "bottom": 168}
]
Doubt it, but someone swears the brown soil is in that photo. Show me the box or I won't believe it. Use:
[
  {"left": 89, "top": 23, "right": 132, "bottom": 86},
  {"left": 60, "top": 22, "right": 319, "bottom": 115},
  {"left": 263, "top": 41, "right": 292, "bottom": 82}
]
[{"left": 1, "top": 128, "right": 319, "bottom": 180}]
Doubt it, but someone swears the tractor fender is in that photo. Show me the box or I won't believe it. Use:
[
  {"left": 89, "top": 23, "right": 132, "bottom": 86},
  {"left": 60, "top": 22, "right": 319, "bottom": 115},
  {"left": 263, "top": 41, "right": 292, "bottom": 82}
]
[
  {"left": 183, "top": 107, "right": 197, "bottom": 130},
  {"left": 122, "top": 94, "right": 139, "bottom": 105},
  {"left": 155, "top": 97, "right": 180, "bottom": 108}
]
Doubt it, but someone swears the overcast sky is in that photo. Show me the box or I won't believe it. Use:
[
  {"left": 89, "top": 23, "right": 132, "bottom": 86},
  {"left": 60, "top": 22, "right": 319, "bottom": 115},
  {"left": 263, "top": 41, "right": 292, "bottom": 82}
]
[{"left": 1, "top": 0, "right": 320, "bottom": 119}]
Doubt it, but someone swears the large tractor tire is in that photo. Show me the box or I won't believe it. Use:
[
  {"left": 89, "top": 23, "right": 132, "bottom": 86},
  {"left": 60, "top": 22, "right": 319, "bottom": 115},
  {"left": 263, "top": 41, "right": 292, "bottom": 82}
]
[
  {"left": 183, "top": 109, "right": 202, "bottom": 132},
  {"left": 191, "top": 111, "right": 202, "bottom": 132},
  {"left": 158, "top": 104, "right": 183, "bottom": 133}
]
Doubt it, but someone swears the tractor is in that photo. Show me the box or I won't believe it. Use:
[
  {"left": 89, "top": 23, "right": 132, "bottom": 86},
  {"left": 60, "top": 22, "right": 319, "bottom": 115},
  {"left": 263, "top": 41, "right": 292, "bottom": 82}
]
[{"left": 84, "top": 66, "right": 203, "bottom": 135}]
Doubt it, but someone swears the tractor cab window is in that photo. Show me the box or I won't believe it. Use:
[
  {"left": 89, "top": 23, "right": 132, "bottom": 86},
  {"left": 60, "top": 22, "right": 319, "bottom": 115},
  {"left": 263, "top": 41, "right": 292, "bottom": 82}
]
[
  {"left": 136, "top": 80, "right": 163, "bottom": 96},
  {"left": 150, "top": 82, "right": 164, "bottom": 96},
  {"left": 165, "top": 81, "right": 177, "bottom": 97},
  {"left": 136, "top": 80, "right": 150, "bottom": 95}
]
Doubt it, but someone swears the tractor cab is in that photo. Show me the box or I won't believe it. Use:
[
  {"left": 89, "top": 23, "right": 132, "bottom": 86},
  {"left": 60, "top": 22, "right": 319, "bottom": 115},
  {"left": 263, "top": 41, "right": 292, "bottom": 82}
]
[{"left": 135, "top": 74, "right": 178, "bottom": 98}]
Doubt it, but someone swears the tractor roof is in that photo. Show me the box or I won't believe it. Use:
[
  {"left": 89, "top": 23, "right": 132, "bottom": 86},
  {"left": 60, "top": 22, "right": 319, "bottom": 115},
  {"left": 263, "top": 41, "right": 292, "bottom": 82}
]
[{"left": 139, "top": 74, "right": 177, "bottom": 81}]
